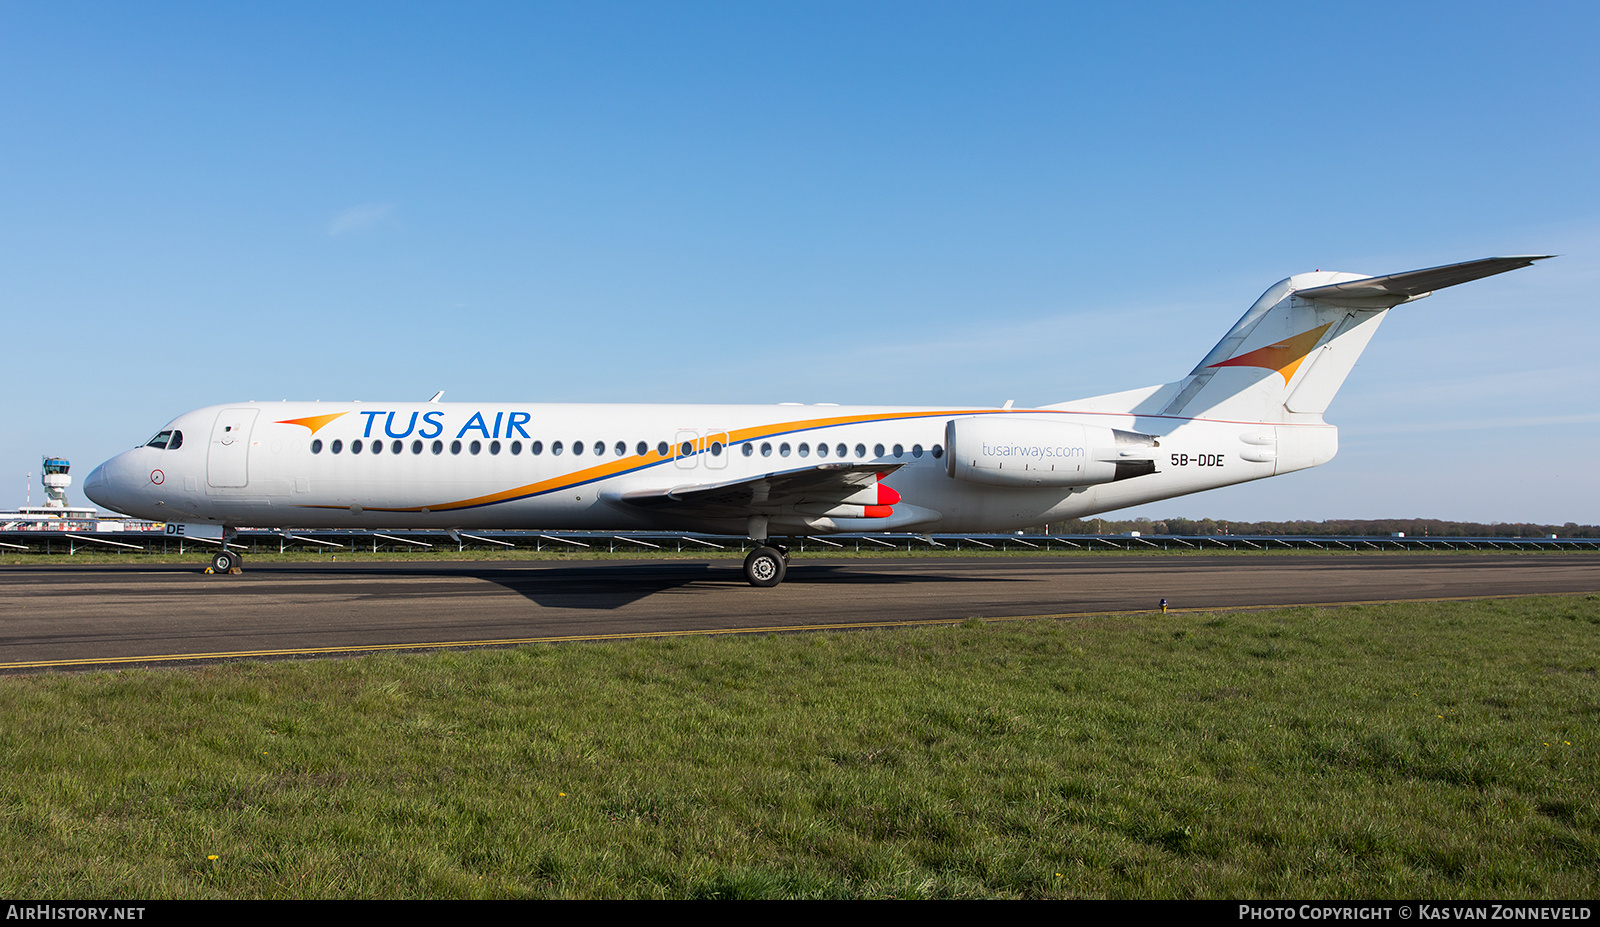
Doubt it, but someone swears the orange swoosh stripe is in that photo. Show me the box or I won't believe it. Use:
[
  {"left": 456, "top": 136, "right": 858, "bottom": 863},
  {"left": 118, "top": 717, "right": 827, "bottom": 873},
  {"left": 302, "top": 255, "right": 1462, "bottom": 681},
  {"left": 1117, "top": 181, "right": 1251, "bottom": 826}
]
[
  {"left": 276, "top": 412, "right": 350, "bottom": 435},
  {"left": 308, "top": 407, "right": 997, "bottom": 514},
  {"left": 1207, "top": 322, "right": 1333, "bottom": 384}
]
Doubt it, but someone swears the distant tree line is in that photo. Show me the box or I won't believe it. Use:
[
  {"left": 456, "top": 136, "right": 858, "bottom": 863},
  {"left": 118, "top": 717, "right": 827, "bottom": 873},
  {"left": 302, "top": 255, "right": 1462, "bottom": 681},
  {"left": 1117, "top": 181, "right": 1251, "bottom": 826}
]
[{"left": 1029, "top": 518, "right": 1597, "bottom": 538}]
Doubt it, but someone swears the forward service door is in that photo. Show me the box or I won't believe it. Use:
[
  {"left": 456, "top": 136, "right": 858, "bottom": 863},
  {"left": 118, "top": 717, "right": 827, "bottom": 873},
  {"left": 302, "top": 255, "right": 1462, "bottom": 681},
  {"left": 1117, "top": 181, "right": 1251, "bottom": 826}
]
[{"left": 207, "top": 409, "right": 259, "bottom": 488}]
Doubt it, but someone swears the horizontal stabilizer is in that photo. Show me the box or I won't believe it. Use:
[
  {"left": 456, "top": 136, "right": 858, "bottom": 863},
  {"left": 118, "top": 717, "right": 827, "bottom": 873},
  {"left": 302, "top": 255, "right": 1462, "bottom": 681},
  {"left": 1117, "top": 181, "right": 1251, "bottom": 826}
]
[{"left": 1293, "top": 255, "right": 1553, "bottom": 306}]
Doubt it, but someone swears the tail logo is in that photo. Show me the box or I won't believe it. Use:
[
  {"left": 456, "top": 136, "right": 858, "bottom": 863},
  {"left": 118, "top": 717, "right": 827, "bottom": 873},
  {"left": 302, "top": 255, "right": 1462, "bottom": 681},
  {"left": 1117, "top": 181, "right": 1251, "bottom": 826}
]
[{"left": 1207, "top": 322, "right": 1333, "bottom": 384}]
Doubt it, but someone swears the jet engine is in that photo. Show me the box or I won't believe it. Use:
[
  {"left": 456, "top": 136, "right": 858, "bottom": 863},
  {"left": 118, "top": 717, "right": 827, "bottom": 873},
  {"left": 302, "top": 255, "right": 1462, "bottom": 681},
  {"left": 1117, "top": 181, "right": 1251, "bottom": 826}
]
[{"left": 944, "top": 416, "right": 1158, "bottom": 488}]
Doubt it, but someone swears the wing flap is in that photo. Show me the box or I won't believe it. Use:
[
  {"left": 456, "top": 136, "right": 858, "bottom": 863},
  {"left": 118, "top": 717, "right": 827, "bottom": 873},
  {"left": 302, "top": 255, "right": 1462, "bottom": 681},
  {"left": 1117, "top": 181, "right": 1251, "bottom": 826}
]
[{"left": 618, "top": 463, "right": 902, "bottom": 512}]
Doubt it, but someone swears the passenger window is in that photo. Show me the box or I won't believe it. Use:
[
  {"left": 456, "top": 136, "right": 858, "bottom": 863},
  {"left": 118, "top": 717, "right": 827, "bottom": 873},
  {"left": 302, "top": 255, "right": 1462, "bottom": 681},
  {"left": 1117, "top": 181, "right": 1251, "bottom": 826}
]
[
  {"left": 532, "top": 441, "right": 544, "bottom": 455},
  {"left": 331, "top": 439, "right": 343, "bottom": 454},
  {"left": 352, "top": 440, "right": 363, "bottom": 455},
  {"left": 710, "top": 441, "right": 723, "bottom": 456},
  {"left": 656, "top": 441, "right": 669, "bottom": 457},
  {"left": 490, "top": 440, "right": 501, "bottom": 455},
  {"left": 680, "top": 441, "right": 693, "bottom": 457},
  {"left": 432, "top": 440, "right": 444, "bottom": 455},
  {"left": 912, "top": 444, "right": 923, "bottom": 458},
  {"left": 392, "top": 440, "right": 404, "bottom": 455},
  {"left": 553, "top": 441, "right": 564, "bottom": 456},
  {"left": 411, "top": 440, "right": 423, "bottom": 454},
  {"left": 470, "top": 440, "right": 482, "bottom": 455},
  {"left": 511, "top": 441, "right": 522, "bottom": 455},
  {"left": 932, "top": 444, "right": 944, "bottom": 459},
  {"left": 742, "top": 443, "right": 754, "bottom": 457},
  {"left": 573, "top": 441, "right": 584, "bottom": 456},
  {"left": 451, "top": 440, "right": 462, "bottom": 455},
  {"left": 636, "top": 441, "right": 648, "bottom": 456},
  {"left": 816, "top": 443, "right": 828, "bottom": 458},
  {"left": 854, "top": 443, "right": 865, "bottom": 458},
  {"left": 761, "top": 442, "right": 772, "bottom": 457},
  {"left": 893, "top": 444, "right": 903, "bottom": 458},
  {"left": 616, "top": 441, "right": 626, "bottom": 456},
  {"left": 874, "top": 443, "right": 885, "bottom": 457},
  {"left": 779, "top": 443, "right": 791, "bottom": 457},
  {"left": 311, "top": 439, "right": 323, "bottom": 454}
]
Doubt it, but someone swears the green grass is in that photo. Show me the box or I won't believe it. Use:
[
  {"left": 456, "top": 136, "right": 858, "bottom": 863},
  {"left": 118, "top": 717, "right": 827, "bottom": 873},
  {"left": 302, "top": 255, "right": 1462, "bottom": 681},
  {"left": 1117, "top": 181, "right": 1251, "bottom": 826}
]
[{"left": 0, "top": 596, "right": 1595, "bottom": 898}]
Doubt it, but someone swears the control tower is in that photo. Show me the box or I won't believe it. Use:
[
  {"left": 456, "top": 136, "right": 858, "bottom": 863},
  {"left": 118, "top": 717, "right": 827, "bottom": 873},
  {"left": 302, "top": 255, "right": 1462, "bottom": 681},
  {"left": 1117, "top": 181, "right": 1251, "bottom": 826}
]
[
  {"left": 3, "top": 456, "right": 109, "bottom": 528},
  {"left": 41, "top": 456, "right": 72, "bottom": 508}
]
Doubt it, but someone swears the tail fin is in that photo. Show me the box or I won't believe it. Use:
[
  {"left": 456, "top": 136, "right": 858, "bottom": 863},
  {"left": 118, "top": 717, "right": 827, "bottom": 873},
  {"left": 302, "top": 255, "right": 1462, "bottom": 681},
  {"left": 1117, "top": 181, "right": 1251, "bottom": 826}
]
[{"left": 1070, "top": 256, "right": 1551, "bottom": 423}]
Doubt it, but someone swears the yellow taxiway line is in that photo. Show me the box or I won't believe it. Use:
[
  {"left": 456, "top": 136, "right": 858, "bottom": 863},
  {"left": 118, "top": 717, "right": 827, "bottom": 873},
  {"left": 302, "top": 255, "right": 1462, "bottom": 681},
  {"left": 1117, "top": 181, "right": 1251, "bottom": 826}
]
[{"left": 3, "top": 590, "right": 1593, "bottom": 672}]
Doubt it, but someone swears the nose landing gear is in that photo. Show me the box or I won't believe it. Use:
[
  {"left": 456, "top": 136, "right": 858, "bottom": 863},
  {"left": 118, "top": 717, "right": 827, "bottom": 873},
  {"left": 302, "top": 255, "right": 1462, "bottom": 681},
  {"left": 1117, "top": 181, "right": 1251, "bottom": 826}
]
[{"left": 205, "top": 527, "right": 243, "bottom": 574}]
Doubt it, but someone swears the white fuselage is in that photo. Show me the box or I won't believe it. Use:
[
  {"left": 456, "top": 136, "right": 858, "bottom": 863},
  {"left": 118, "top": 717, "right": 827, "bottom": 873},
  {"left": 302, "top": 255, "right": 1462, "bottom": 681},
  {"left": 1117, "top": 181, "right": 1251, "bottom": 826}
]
[
  {"left": 82, "top": 257, "right": 1551, "bottom": 555},
  {"left": 83, "top": 400, "right": 1336, "bottom": 536}
]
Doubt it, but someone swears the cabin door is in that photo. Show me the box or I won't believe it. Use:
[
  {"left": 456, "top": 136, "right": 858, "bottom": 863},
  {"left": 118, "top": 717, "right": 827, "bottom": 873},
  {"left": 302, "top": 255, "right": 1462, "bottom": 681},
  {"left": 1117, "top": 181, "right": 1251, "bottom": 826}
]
[{"left": 207, "top": 409, "right": 259, "bottom": 488}]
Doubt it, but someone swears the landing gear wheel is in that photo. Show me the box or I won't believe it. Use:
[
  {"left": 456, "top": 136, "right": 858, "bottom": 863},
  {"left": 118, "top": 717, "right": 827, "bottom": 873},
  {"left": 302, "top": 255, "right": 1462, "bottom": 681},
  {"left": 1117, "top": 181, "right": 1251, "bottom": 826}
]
[
  {"left": 744, "top": 546, "right": 787, "bottom": 588},
  {"left": 211, "top": 550, "right": 240, "bottom": 574}
]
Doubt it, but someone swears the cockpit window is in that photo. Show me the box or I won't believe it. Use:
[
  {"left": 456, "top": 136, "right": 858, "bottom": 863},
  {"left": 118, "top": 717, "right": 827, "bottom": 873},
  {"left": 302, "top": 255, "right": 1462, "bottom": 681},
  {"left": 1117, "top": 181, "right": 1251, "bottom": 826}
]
[
  {"left": 144, "top": 430, "right": 172, "bottom": 449},
  {"left": 167, "top": 430, "right": 183, "bottom": 450}
]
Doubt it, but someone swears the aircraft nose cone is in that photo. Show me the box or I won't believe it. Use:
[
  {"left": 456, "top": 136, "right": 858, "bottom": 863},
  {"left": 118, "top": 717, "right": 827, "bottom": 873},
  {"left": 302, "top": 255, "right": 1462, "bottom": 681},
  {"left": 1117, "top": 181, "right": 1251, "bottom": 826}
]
[
  {"left": 82, "top": 462, "right": 111, "bottom": 508},
  {"left": 83, "top": 454, "right": 141, "bottom": 515}
]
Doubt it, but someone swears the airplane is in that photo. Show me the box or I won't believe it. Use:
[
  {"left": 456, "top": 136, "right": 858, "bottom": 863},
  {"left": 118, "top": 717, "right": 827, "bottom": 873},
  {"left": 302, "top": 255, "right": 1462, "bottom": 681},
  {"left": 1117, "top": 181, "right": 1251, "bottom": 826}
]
[{"left": 84, "top": 255, "right": 1550, "bottom": 586}]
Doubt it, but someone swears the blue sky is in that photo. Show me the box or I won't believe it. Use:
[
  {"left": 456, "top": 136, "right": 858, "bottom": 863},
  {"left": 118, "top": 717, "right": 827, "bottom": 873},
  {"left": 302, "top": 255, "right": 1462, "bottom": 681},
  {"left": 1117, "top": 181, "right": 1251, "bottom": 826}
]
[{"left": 3, "top": 2, "right": 1596, "bottom": 524}]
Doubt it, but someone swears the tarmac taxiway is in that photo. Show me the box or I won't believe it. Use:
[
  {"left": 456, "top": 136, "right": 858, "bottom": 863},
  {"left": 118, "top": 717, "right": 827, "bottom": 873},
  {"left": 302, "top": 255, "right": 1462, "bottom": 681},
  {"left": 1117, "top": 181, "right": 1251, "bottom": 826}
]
[{"left": 2, "top": 552, "right": 1597, "bottom": 671}]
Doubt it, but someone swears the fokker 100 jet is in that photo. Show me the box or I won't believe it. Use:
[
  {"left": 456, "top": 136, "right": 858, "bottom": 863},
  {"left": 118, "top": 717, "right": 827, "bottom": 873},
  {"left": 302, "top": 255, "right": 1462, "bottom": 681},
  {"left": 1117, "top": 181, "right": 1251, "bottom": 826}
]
[{"left": 85, "top": 255, "right": 1549, "bottom": 586}]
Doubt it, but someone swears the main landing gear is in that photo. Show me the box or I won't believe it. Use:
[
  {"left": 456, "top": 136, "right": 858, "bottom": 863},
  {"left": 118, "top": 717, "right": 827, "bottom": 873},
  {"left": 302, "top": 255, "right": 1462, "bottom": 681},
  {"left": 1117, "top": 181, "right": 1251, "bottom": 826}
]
[
  {"left": 742, "top": 516, "right": 790, "bottom": 587},
  {"left": 743, "top": 544, "right": 789, "bottom": 588}
]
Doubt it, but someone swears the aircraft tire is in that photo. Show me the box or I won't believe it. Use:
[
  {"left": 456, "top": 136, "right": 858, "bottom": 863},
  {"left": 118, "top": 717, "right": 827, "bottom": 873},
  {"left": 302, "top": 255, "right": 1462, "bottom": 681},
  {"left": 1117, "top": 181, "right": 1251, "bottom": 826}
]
[
  {"left": 744, "top": 546, "right": 786, "bottom": 588},
  {"left": 211, "top": 550, "right": 239, "bottom": 574}
]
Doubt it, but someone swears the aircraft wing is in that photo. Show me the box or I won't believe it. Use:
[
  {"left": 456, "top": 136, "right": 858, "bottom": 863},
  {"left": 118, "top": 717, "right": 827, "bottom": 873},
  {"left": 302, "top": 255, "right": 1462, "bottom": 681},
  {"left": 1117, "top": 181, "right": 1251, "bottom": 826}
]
[{"left": 617, "top": 462, "right": 903, "bottom": 513}]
